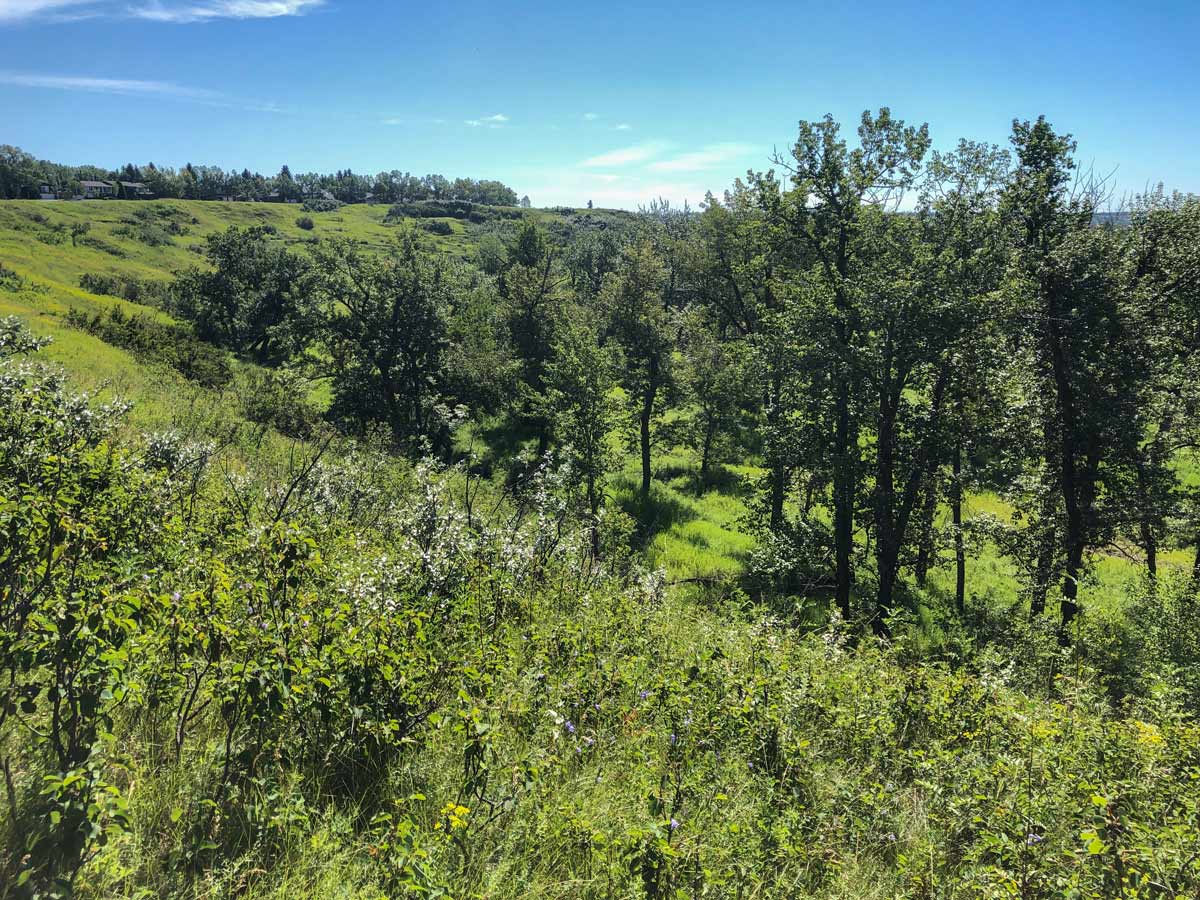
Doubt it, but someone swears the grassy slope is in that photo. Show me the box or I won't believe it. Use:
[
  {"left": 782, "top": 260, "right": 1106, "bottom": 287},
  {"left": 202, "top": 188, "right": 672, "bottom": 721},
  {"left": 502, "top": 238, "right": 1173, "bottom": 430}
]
[{"left": 0, "top": 198, "right": 1179, "bottom": 611}]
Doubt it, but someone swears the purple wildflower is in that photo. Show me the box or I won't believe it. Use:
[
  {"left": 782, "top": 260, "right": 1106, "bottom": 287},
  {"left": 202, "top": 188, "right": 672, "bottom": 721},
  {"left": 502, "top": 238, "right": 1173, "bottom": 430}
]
[
  {"left": 564, "top": 719, "right": 575, "bottom": 735},
  {"left": 669, "top": 818, "right": 679, "bottom": 831}
]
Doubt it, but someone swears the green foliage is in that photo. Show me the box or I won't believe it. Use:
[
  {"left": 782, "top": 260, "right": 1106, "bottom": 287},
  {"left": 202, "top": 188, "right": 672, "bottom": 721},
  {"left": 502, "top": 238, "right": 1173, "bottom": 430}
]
[
  {"left": 78, "top": 271, "right": 170, "bottom": 306},
  {"left": 172, "top": 225, "right": 314, "bottom": 365},
  {"left": 65, "top": 305, "right": 232, "bottom": 388},
  {"left": 301, "top": 198, "right": 340, "bottom": 213},
  {"left": 548, "top": 308, "right": 618, "bottom": 553},
  {"left": 233, "top": 365, "right": 323, "bottom": 439},
  {"left": 0, "top": 321, "right": 1199, "bottom": 897},
  {"left": 311, "top": 229, "right": 455, "bottom": 451},
  {"left": 3, "top": 107, "right": 1200, "bottom": 899},
  {"left": 387, "top": 199, "right": 524, "bottom": 223}
]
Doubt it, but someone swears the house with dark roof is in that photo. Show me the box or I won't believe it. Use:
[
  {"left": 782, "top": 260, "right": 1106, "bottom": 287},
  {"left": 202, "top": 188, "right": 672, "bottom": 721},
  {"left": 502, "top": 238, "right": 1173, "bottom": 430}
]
[
  {"left": 79, "top": 180, "right": 115, "bottom": 199},
  {"left": 119, "top": 181, "right": 152, "bottom": 198}
]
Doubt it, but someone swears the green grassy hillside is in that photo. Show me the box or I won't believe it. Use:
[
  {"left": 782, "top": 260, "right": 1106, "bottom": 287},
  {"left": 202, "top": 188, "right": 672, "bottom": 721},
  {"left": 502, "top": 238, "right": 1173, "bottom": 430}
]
[
  {"left": 4, "top": 197, "right": 1200, "bottom": 899},
  {"left": 1, "top": 197, "right": 1187, "bottom": 598}
]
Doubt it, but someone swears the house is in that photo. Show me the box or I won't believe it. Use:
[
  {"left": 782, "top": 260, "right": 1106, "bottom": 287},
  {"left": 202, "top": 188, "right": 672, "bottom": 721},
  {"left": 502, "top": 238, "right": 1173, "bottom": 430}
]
[
  {"left": 38, "top": 183, "right": 58, "bottom": 201},
  {"left": 119, "top": 181, "right": 152, "bottom": 198},
  {"left": 79, "top": 180, "right": 115, "bottom": 199}
]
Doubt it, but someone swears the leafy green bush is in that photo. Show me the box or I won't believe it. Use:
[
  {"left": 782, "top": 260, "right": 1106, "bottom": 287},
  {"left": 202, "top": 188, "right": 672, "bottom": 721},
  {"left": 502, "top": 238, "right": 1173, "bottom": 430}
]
[
  {"left": 65, "top": 305, "right": 232, "bottom": 387},
  {"left": 386, "top": 200, "right": 524, "bottom": 223},
  {"left": 234, "top": 366, "right": 322, "bottom": 438},
  {"left": 302, "top": 198, "right": 341, "bottom": 213},
  {"left": 295, "top": 215, "right": 315, "bottom": 230},
  {"left": 79, "top": 271, "right": 170, "bottom": 306},
  {"left": 112, "top": 221, "right": 175, "bottom": 246},
  {"left": 421, "top": 219, "right": 453, "bottom": 235}
]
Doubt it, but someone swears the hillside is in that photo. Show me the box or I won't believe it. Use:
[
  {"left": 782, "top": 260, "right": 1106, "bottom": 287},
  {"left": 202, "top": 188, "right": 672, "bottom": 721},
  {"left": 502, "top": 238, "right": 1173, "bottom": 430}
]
[
  {"left": 3, "top": 110, "right": 1200, "bottom": 900},
  {"left": 0, "top": 198, "right": 747, "bottom": 581}
]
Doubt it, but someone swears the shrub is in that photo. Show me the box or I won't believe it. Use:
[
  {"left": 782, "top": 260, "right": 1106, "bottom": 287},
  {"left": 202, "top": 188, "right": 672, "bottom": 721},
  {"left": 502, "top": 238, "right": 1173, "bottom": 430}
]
[
  {"left": 80, "top": 235, "right": 126, "bottom": 257},
  {"left": 386, "top": 200, "right": 525, "bottom": 224},
  {"left": 421, "top": 219, "right": 453, "bottom": 235},
  {"left": 79, "top": 272, "right": 170, "bottom": 306},
  {"left": 0, "top": 262, "right": 25, "bottom": 290},
  {"left": 113, "top": 222, "right": 174, "bottom": 246},
  {"left": 65, "top": 305, "right": 232, "bottom": 387},
  {"left": 295, "top": 215, "right": 315, "bottom": 230},
  {"left": 302, "top": 198, "right": 342, "bottom": 213},
  {"left": 235, "top": 366, "right": 322, "bottom": 438}
]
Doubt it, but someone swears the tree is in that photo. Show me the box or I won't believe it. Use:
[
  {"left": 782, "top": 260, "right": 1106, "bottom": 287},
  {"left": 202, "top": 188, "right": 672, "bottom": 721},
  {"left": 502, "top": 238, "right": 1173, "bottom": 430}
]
[
  {"left": 69, "top": 221, "right": 91, "bottom": 247},
  {"left": 693, "top": 180, "right": 790, "bottom": 527},
  {"left": 565, "top": 226, "right": 626, "bottom": 299},
  {"left": 1000, "top": 116, "right": 1120, "bottom": 631},
  {"left": 678, "top": 310, "right": 753, "bottom": 485},
  {"left": 172, "top": 226, "right": 312, "bottom": 364},
  {"left": 604, "top": 241, "right": 673, "bottom": 499},
  {"left": 547, "top": 309, "right": 617, "bottom": 557},
  {"left": 771, "top": 108, "right": 930, "bottom": 621},
  {"left": 500, "top": 222, "right": 564, "bottom": 456},
  {"left": 1100, "top": 192, "right": 1200, "bottom": 586},
  {"left": 311, "top": 229, "right": 452, "bottom": 452},
  {"left": 912, "top": 140, "right": 1011, "bottom": 612}
]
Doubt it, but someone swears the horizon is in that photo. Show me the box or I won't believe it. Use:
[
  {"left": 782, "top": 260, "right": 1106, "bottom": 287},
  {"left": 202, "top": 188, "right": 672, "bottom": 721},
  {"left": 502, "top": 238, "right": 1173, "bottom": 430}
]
[{"left": 1, "top": 0, "right": 1198, "bottom": 209}]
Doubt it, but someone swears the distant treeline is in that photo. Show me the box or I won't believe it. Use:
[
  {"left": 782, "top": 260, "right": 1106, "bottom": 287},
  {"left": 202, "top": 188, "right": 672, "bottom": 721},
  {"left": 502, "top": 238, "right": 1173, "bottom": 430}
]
[{"left": 0, "top": 144, "right": 523, "bottom": 206}]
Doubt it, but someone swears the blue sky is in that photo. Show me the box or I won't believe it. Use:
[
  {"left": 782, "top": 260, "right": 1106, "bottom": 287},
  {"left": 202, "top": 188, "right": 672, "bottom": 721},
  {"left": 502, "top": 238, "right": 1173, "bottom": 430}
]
[{"left": 1, "top": 0, "right": 1197, "bottom": 208}]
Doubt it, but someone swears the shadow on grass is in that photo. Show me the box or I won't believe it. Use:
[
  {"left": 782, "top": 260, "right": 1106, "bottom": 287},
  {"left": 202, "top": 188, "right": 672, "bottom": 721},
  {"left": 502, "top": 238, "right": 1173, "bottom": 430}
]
[
  {"left": 654, "top": 459, "right": 751, "bottom": 499},
  {"left": 614, "top": 478, "right": 700, "bottom": 552}
]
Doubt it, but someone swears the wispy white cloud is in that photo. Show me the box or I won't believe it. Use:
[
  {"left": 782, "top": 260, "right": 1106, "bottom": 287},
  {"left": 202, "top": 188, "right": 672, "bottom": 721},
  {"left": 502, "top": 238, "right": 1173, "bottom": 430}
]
[
  {"left": 580, "top": 141, "right": 669, "bottom": 167},
  {"left": 648, "top": 142, "right": 757, "bottom": 172},
  {"left": 0, "top": 0, "right": 97, "bottom": 22},
  {"left": 0, "top": 69, "right": 281, "bottom": 111},
  {"left": 130, "top": 0, "right": 323, "bottom": 22},
  {"left": 382, "top": 115, "right": 448, "bottom": 126},
  {"left": 583, "top": 112, "right": 599, "bottom": 121},
  {"left": 614, "top": 122, "right": 632, "bottom": 131},
  {"left": 465, "top": 112, "right": 509, "bottom": 128},
  {"left": 0, "top": 0, "right": 323, "bottom": 22},
  {"left": 0, "top": 70, "right": 219, "bottom": 98}
]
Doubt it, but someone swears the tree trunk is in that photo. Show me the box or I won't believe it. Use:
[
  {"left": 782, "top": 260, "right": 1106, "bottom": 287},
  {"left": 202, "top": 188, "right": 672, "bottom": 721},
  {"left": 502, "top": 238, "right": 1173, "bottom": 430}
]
[
  {"left": 914, "top": 465, "right": 940, "bottom": 586},
  {"left": 833, "top": 374, "right": 854, "bottom": 620},
  {"left": 1191, "top": 531, "right": 1200, "bottom": 590},
  {"left": 1047, "top": 315, "right": 1083, "bottom": 632},
  {"left": 587, "top": 475, "right": 600, "bottom": 559},
  {"left": 1135, "top": 462, "right": 1157, "bottom": 585},
  {"left": 767, "top": 373, "right": 785, "bottom": 530},
  {"left": 1031, "top": 513, "right": 1055, "bottom": 617},
  {"left": 1142, "top": 523, "right": 1157, "bottom": 584},
  {"left": 952, "top": 435, "right": 965, "bottom": 614},
  {"left": 873, "top": 386, "right": 899, "bottom": 632},
  {"left": 640, "top": 355, "right": 658, "bottom": 499}
]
